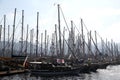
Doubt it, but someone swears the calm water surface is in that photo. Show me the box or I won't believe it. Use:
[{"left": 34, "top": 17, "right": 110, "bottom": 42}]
[{"left": 1, "top": 65, "right": 120, "bottom": 80}]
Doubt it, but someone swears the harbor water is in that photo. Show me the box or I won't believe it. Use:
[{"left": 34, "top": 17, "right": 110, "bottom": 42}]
[{"left": 1, "top": 65, "right": 120, "bottom": 80}]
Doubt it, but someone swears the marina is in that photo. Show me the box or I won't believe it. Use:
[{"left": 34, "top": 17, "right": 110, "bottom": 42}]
[{"left": 0, "top": 1, "right": 120, "bottom": 78}]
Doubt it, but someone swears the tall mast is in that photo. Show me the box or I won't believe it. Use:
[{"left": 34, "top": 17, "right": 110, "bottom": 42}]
[
  {"left": 115, "top": 43, "right": 119, "bottom": 58},
  {"left": 21, "top": 10, "right": 24, "bottom": 55},
  {"left": 90, "top": 30, "right": 94, "bottom": 57},
  {"left": 105, "top": 38, "right": 108, "bottom": 57},
  {"left": 30, "top": 29, "right": 34, "bottom": 57},
  {"left": 8, "top": 25, "right": 10, "bottom": 50},
  {"left": 88, "top": 31, "right": 92, "bottom": 57},
  {"left": 41, "top": 33, "right": 43, "bottom": 57},
  {"left": 11, "top": 8, "right": 16, "bottom": 57},
  {"left": 25, "top": 24, "right": 28, "bottom": 55},
  {"left": 36, "top": 12, "right": 39, "bottom": 57},
  {"left": 0, "top": 25, "right": 2, "bottom": 43},
  {"left": 57, "top": 4, "right": 62, "bottom": 58},
  {"left": 55, "top": 24, "right": 58, "bottom": 56},
  {"left": 95, "top": 31, "right": 98, "bottom": 57},
  {"left": 108, "top": 41, "right": 110, "bottom": 59},
  {"left": 101, "top": 38, "right": 104, "bottom": 55},
  {"left": 46, "top": 35, "right": 49, "bottom": 56},
  {"left": 62, "top": 27, "right": 65, "bottom": 57},
  {"left": 81, "top": 19, "right": 85, "bottom": 59},
  {"left": 0, "top": 25, "right": 2, "bottom": 51},
  {"left": 44, "top": 30, "right": 47, "bottom": 56},
  {"left": 71, "top": 20, "right": 75, "bottom": 56},
  {"left": 113, "top": 42, "right": 116, "bottom": 58},
  {"left": 111, "top": 39, "right": 114, "bottom": 59},
  {"left": 3, "top": 15, "right": 6, "bottom": 56}
]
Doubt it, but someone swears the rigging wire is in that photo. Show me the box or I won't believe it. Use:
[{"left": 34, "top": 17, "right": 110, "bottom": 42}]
[
  {"left": 81, "top": 19, "right": 101, "bottom": 54},
  {"left": 96, "top": 31, "right": 113, "bottom": 55},
  {"left": 58, "top": 5, "right": 78, "bottom": 59},
  {"left": 60, "top": 6, "right": 70, "bottom": 32},
  {"left": 59, "top": 5, "right": 94, "bottom": 59},
  {"left": 73, "top": 21, "right": 95, "bottom": 56},
  {"left": 56, "top": 25, "right": 77, "bottom": 59}
]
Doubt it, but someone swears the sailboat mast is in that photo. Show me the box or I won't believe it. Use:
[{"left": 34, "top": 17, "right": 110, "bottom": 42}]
[
  {"left": 101, "top": 38, "right": 104, "bottom": 56},
  {"left": 88, "top": 31, "right": 92, "bottom": 57},
  {"left": 55, "top": 24, "right": 58, "bottom": 56},
  {"left": 11, "top": 8, "right": 16, "bottom": 57},
  {"left": 30, "top": 29, "right": 34, "bottom": 57},
  {"left": 81, "top": 19, "right": 85, "bottom": 59},
  {"left": 44, "top": 30, "right": 47, "bottom": 56},
  {"left": 95, "top": 31, "right": 98, "bottom": 57},
  {"left": 105, "top": 38, "right": 107, "bottom": 54},
  {"left": 46, "top": 35, "right": 49, "bottom": 56},
  {"left": 62, "top": 27, "right": 65, "bottom": 57},
  {"left": 8, "top": 25, "right": 10, "bottom": 50},
  {"left": 57, "top": 4, "right": 62, "bottom": 58},
  {"left": 41, "top": 33, "right": 43, "bottom": 57},
  {"left": 3, "top": 15, "right": 6, "bottom": 56},
  {"left": 0, "top": 25, "right": 2, "bottom": 43},
  {"left": 21, "top": 10, "right": 24, "bottom": 54},
  {"left": 111, "top": 39, "right": 114, "bottom": 59},
  {"left": 36, "top": 12, "right": 39, "bottom": 57},
  {"left": 71, "top": 20, "right": 75, "bottom": 56},
  {"left": 0, "top": 25, "right": 2, "bottom": 51},
  {"left": 25, "top": 24, "right": 28, "bottom": 55}
]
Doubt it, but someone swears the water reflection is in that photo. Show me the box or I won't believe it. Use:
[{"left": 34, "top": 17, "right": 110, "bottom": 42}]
[
  {"left": 1, "top": 65, "right": 120, "bottom": 80},
  {"left": 0, "top": 73, "right": 86, "bottom": 80}
]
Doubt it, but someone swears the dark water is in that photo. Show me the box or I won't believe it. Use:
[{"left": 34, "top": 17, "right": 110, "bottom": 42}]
[{"left": 1, "top": 65, "right": 120, "bottom": 80}]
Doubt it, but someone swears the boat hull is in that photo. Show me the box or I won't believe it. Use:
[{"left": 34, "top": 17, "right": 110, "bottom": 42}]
[{"left": 30, "top": 69, "right": 79, "bottom": 76}]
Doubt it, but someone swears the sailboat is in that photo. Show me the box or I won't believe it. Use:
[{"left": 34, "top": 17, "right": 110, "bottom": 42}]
[
  {"left": 29, "top": 4, "right": 80, "bottom": 76},
  {"left": 29, "top": 61, "right": 79, "bottom": 76}
]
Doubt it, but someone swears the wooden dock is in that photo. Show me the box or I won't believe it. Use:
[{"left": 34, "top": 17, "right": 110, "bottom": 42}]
[{"left": 0, "top": 69, "right": 27, "bottom": 76}]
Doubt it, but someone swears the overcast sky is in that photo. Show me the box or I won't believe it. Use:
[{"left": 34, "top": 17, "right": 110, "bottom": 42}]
[{"left": 0, "top": 0, "right": 120, "bottom": 43}]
